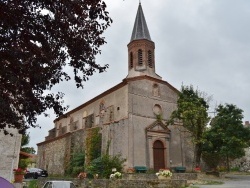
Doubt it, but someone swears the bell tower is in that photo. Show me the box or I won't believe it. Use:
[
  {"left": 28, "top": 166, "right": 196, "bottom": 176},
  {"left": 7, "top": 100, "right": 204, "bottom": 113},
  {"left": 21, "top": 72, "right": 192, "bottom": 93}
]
[{"left": 127, "top": 3, "right": 161, "bottom": 79}]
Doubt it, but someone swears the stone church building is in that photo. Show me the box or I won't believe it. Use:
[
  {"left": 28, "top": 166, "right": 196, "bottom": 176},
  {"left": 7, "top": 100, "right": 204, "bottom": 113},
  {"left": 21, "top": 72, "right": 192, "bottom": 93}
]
[{"left": 37, "top": 3, "right": 193, "bottom": 175}]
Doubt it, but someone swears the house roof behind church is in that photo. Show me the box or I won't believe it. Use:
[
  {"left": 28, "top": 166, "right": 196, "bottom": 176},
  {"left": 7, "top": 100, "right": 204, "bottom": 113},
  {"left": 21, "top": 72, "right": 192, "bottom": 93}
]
[{"left": 130, "top": 3, "right": 151, "bottom": 42}]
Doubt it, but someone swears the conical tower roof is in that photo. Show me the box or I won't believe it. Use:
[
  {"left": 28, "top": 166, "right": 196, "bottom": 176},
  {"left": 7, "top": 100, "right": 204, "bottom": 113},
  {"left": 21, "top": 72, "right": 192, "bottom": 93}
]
[{"left": 130, "top": 3, "right": 151, "bottom": 42}]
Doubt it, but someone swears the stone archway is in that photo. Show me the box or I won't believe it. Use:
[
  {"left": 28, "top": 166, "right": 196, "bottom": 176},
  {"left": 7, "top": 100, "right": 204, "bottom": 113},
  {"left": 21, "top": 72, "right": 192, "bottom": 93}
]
[{"left": 153, "top": 140, "right": 165, "bottom": 171}]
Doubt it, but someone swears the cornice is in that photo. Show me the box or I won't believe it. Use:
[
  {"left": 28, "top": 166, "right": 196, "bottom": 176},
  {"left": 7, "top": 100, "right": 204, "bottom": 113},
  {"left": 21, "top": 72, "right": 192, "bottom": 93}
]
[{"left": 124, "top": 75, "right": 179, "bottom": 93}]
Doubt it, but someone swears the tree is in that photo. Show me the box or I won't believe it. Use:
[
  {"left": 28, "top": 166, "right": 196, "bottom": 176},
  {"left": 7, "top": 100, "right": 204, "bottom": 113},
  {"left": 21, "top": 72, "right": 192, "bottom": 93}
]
[
  {"left": 21, "top": 132, "right": 36, "bottom": 154},
  {"left": 65, "top": 151, "right": 85, "bottom": 177},
  {"left": 202, "top": 104, "right": 250, "bottom": 171},
  {"left": 167, "top": 85, "right": 210, "bottom": 168},
  {"left": 0, "top": 0, "right": 112, "bottom": 133}
]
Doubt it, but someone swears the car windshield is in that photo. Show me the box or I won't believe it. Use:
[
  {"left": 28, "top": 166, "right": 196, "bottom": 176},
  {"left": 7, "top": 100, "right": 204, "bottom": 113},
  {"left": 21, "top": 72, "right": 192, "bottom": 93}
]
[
  {"left": 52, "top": 182, "right": 76, "bottom": 188},
  {"left": 28, "top": 168, "right": 42, "bottom": 172}
]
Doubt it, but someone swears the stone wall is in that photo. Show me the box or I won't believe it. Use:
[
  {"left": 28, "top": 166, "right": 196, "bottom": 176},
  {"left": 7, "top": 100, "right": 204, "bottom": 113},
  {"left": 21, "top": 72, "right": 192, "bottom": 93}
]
[
  {"left": 37, "top": 134, "right": 70, "bottom": 175},
  {"left": 123, "top": 173, "right": 197, "bottom": 180},
  {"left": 0, "top": 128, "right": 22, "bottom": 181},
  {"left": 36, "top": 173, "right": 193, "bottom": 188},
  {"left": 37, "top": 130, "right": 85, "bottom": 175}
]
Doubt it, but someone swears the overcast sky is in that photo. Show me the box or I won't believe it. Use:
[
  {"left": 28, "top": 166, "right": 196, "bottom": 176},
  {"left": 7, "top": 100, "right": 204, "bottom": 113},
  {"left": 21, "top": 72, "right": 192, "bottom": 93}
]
[{"left": 28, "top": 0, "right": 250, "bottom": 150}]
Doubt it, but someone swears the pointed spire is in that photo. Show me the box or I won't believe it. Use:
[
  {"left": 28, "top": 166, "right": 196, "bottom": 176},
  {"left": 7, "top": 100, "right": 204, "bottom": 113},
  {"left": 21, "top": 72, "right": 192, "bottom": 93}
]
[{"left": 130, "top": 3, "right": 151, "bottom": 42}]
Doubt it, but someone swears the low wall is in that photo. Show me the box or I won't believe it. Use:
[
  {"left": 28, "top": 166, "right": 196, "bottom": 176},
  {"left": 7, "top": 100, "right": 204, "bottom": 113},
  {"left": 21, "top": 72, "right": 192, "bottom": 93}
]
[
  {"left": 37, "top": 178, "right": 186, "bottom": 188},
  {"left": 36, "top": 173, "right": 197, "bottom": 188},
  {"left": 83, "top": 179, "right": 187, "bottom": 188},
  {"left": 123, "top": 173, "right": 197, "bottom": 180},
  {"left": 172, "top": 173, "right": 197, "bottom": 180}
]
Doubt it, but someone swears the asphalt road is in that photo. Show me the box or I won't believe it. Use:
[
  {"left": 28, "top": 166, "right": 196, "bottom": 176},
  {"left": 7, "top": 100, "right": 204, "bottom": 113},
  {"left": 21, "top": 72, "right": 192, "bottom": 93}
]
[{"left": 194, "top": 175, "right": 250, "bottom": 188}]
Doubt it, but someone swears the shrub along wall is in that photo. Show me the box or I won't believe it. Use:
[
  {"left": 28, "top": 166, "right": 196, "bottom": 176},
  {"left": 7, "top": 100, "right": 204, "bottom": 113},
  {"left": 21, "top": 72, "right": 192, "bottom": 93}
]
[{"left": 123, "top": 173, "right": 197, "bottom": 180}]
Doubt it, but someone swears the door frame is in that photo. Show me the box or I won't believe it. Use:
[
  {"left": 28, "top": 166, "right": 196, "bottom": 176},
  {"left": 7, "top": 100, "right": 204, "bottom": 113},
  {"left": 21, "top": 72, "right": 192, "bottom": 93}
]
[
  {"left": 153, "top": 140, "right": 166, "bottom": 171},
  {"left": 145, "top": 121, "right": 170, "bottom": 170}
]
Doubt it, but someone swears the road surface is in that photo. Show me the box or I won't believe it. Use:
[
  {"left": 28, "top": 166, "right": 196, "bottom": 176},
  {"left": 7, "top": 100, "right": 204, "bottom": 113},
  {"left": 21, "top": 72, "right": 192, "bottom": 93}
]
[{"left": 194, "top": 175, "right": 250, "bottom": 188}]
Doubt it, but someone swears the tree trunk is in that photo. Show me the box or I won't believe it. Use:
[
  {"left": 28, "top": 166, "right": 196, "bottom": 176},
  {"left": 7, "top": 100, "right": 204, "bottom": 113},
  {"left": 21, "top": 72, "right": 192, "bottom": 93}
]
[
  {"left": 194, "top": 142, "right": 202, "bottom": 168},
  {"left": 226, "top": 154, "right": 230, "bottom": 172}
]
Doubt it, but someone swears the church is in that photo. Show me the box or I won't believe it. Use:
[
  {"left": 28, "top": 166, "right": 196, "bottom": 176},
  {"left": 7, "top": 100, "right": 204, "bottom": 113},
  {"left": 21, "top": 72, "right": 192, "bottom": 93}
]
[{"left": 37, "top": 3, "right": 193, "bottom": 175}]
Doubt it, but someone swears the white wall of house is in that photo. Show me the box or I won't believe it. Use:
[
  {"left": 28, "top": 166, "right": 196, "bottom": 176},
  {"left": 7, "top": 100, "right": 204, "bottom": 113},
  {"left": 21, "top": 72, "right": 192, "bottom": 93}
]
[{"left": 0, "top": 128, "right": 22, "bottom": 182}]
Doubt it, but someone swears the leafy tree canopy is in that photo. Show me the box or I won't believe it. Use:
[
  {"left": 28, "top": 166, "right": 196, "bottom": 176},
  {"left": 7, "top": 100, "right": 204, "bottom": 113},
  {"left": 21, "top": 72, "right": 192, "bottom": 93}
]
[
  {"left": 0, "top": 0, "right": 112, "bottom": 133},
  {"left": 167, "top": 85, "right": 210, "bottom": 166},
  {"left": 21, "top": 147, "right": 36, "bottom": 154},
  {"left": 21, "top": 131, "right": 30, "bottom": 146},
  {"left": 203, "top": 104, "right": 250, "bottom": 170},
  {"left": 21, "top": 131, "right": 36, "bottom": 154}
]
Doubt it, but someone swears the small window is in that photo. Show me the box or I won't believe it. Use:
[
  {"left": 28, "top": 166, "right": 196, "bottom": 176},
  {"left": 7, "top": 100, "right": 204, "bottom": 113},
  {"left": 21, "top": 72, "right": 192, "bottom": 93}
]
[
  {"left": 138, "top": 49, "right": 143, "bottom": 65},
  {"left": 57, "top": 123, "right": 62, "bottom": 130},
  {"left": 130, "top": 52, "right": 133, "bottom": 68},
  {"left": 153, "top": 84, "right": 160, "bottom": 97},
  {"left": 61, "top": 126, "right": 67, "bottom": 134},
  {"left": 153, "top": 104, "right": 162, "bottom": 115},
  {"left": 58, "top": 123, "right": 62, "bottom": 135},
  {"left": 83, "top": 111, "right": 87, "bottom": 118},
  {"left": 70, "top": 121, "right": 78, "bottom": 131},
  {"left": 85, "top": 114, "right": 94, "bottom": 128},
  {"left": 148, "top": 50, "right": 153, "bottom": 68}
]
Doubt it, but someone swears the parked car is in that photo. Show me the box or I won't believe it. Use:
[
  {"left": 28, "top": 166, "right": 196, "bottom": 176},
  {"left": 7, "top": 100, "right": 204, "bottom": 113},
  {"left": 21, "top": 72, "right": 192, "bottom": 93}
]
[
  {"left": 42, "top": 181, "right": 77, "bottom": 188},
  {"left": 24, "top": 168, "right": 48, "bottom": 179}
]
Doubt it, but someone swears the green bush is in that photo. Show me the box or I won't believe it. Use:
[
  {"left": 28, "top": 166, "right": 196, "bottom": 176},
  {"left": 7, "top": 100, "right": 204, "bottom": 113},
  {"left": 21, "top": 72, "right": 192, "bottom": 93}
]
[
  {"left": 19, "top": 158, "right": 30, "bottom": 169},
  {"left": 230, "top": 166, "right": 240, "bottom": 172},
  {"left": 86, "top": 154, "right": 126, "bottom": 179},
  {"left": 27, "top": 180, "right": 38, "bottom": 188},
  {"left": 217, "top": 165, "right": 227, "bottom": 172},
  {"left": 202, "top": 152, "right": 221, "bottom": 171}
]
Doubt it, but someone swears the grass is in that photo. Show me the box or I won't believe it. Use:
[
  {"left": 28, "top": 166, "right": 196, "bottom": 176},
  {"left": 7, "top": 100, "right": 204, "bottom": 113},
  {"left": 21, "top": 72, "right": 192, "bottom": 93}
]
[
  {"left": 203, "top": 180, "right": 224, "bottom": 185},
  {"left": 28, "top": 180, "right": 38, "bottom": 188},
  {"left": 186, "top": 179, "right": 224, "bottom": 187}
]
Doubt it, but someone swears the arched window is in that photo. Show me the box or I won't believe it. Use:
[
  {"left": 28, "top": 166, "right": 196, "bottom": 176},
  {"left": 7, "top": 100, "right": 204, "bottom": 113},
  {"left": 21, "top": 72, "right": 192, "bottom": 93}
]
[
  {"left": 148, "top": 50, "right": 153, "bottom": 68},
  {"left": 130, "top": 52, "right": 133, "bottom": 69},
  {"left": 138, "top": 49, "right": 143, "bottom": 65}
]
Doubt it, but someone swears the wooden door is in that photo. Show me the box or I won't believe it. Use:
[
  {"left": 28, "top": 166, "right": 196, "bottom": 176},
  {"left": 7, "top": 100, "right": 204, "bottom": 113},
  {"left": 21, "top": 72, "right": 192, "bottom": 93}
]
[{"left": 153, "top": 140, "right": 165, "bottom": 171}]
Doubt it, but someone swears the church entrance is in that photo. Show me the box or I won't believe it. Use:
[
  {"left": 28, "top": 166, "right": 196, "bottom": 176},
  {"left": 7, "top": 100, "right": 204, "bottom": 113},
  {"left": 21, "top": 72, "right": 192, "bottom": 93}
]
[{"left": 153, "top": 140, "right": 165, "bottom": 171}]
